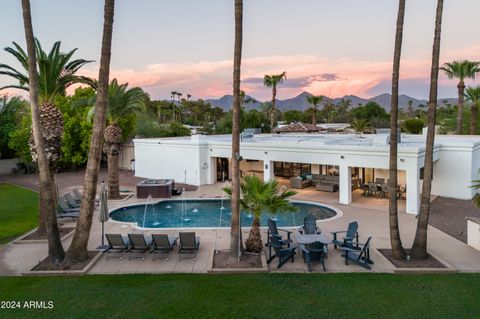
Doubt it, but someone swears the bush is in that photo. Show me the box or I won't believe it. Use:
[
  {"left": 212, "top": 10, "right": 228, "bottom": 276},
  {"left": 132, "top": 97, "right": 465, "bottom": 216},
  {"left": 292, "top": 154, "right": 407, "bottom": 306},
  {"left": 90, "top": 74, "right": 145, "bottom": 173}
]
[{"left": 404, "top": 118, "right": 425, "bottom": 134}]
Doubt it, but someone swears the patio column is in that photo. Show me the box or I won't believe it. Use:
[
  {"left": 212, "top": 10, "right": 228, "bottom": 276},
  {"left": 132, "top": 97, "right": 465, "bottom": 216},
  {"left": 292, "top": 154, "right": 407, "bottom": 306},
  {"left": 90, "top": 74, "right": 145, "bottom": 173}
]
[
  {"left": 339, "top": 165, "right": 352, "bottom": 205},
  {"left": 207, "top": 157, "right": 216, "bottom": 184},
  {"left": 263, "top": 160, "right": 274, "bottom": 181},
  {"left": 406, "top": 167, "right": 420, "bottom": 215}
]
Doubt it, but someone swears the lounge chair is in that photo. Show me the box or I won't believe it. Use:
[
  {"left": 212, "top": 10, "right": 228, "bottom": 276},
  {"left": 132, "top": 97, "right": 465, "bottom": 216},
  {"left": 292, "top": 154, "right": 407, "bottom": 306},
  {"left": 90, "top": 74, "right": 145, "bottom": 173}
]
[
  {"left": 266, "top": 218, "right": 293, "bottom": 263},
  {"left": 269, "top": 235, "right": 296, "bottom": 269},
  {"left": 299, "top": 241, "right": 326, "bottom": 272},
  {"left": 332, "top": 221, "right": 359, "bottom": 249},
  {"left": 72, "top": 188, "right": 100, "bottom": 205},
  {"left": 64, "top": 193, "right": 80, "bottom": 208},
  {"left": 72, "top": 189, "right": 83, "bottom": 202},
  {"left": 57, "top": 200, "right": 80, "bottom": 221},
  {"left": 178, "top": 232, "right": 200, "bottom": 261},
  {"left": 150, "top": 234, "right": 178, "bottom": 260},
  {"left": 127, "top": 234, "right": 152, "bottom": 260},
  {"left": 340, "top": 236, "right": 374, "bottom": 270},
  {"left": 104, "top": 234, "right": 130, "bottom": 260}
]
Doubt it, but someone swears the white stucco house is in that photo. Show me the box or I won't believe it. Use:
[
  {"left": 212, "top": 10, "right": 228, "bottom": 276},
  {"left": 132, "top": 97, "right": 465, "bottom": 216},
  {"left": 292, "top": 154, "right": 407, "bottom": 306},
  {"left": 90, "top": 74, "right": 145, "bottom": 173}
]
[{"left": 133, "top": 132, "right": 480, "bottom": 215}]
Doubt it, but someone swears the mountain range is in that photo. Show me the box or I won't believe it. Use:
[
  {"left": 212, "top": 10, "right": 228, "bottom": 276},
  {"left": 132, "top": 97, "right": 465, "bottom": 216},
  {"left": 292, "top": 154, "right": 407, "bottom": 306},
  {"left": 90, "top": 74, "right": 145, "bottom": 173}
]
[{"left": 205, "top": 92, "right": 458, "bottom": 112}]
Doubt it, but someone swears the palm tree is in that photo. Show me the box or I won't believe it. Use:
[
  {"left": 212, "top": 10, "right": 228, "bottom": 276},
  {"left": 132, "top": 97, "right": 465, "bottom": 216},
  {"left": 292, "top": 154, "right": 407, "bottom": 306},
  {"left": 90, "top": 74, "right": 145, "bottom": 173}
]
[
  {"left": 85, "top": 79, "right": 146, "bottom": 198},
  {"left": 465, "top": 86, "right": 480, "bottom": 134},
  {"left": 223, "top": 176, "right": 296, "bottom": 253},
  {"left": 20, "top": 0, "right": 64, "bottom": 263},
  {"left": 472, "top": 174, "right": 480, "bottom": 207},
  {"left": 411, "top": 0, "right": 444, "bottom": 260},
  {"left": 305, "top": 95, "right": 323, "bottom": 126},
  {"left": 263, "top": 72, "right": 286, "bottom": 132},
  {"left": 440, "top": 60, "right": 480, "bottom": 134},
  {"left": 64, "top": 0, "right": 116, "bottom": 265},
  {"left": 351, "top": 119, "right": 368, "bottom": 133},
  {"left": 170, "top": 91, "right": 177, "bottom": 121},
  {"left": 230, "top": 0, "right": 243, "bottom": 258},
  {"left": 0, "top": 39, "right": 93, "bottom": 234},
  {"left": 388, "top": 0, "right": 407, "bottom": 260}
]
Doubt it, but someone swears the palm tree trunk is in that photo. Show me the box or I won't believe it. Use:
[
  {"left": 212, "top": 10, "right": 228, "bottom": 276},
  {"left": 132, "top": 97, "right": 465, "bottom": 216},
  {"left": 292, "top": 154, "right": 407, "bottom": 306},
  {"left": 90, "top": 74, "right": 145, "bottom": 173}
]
[
  {"left": 389, "top": 0, "right": 407, "bottom": 260},
  {"left": 108, "top": 152, "right": 120, "bottom": 199},
  {"left": 456, "top": 81, "right": 465, "bottom": 134},
  {"left": 64, "top": 0, "right": 115, "bottom": 264},
  {"left": 411, "top": 0, "right": 443, "bottom": 260},
  {"left": 230, "top": 0, "right": 243, "bottom": 258},
  {"left": 21, "top": 0, "right": 64, "bottom": 263},
  {"left": 312, "top": 106, "right": 317, "bottom": 126},
  {"left": 245, "top": 217, "right": 262, "bottom": 253},
  {"left": 470, "top": 102, "right": 478, "bottom": 135},
  {"left": 270, "top": 86, "right": 276, "bottom": 133}
]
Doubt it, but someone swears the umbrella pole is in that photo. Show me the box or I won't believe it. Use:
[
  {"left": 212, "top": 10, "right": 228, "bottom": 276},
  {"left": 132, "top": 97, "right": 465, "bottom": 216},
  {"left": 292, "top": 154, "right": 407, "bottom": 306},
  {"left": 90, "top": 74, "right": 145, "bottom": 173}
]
[{"left": 102, "top": 222, "right": 104, "bottom": 246}]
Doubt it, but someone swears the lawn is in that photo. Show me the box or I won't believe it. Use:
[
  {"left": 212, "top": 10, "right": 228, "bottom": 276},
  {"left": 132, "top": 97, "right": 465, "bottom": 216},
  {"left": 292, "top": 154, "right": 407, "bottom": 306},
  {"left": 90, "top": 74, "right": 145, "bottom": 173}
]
[
  {"left": 0, "top": 273, "right": 479, "bottom": 318},
  {"left": 0, "top": 183, "right": 38, "bottom": 245}
]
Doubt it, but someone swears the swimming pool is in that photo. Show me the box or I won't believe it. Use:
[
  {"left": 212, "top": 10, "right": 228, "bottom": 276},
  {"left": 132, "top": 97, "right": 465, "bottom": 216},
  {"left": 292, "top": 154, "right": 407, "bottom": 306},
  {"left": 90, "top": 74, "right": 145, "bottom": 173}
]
[{"left": 109, "top": 199, "right": 339, "bottom": 229}]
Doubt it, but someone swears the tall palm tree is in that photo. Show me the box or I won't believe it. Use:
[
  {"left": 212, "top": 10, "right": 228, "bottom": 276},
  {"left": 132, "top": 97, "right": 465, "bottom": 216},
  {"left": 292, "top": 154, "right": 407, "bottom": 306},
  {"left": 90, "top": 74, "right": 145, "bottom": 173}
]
[
  {"left": 389, "top": 0, "right": 407, "bottom": 260},
  {"left": 170, "top": 90, "right": 177, "bottom": 121},
  {"left": 230, "top": 0, "right": 243, "bottom": 258},
  {"left": 440, "top": 60, "right": 480, "bottom": 134},
  {"left": 465, "top": 86, "right": 480, "bottom": 134},
  {"left": 223, "top": 176, "right": 296, "bottom": 253},
  {"left": 64, "top": 0, "right": 116, "bottom": 265},
  {"left": 85, "top": 79, "right": 146, "bottom": 198},
  {"left": 20, "top": 0, "right": 64, "bottom": 263},
  {"left": 0, "top": 39, "right": 93, "bottom": 234},
  {"left": 411, "top": 0, "right": 444, "bottom": 260},
  {"left": 305, "top": 95, "right": 323, "bottom": 126},
  {"left": 263, "top": 72, "right": 286, "bottom": 132}
]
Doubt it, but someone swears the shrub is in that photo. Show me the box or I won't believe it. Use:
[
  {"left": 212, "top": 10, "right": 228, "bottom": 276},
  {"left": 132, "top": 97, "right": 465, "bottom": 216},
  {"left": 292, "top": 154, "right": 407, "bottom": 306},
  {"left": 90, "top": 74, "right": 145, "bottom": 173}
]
[{"left": 404, "top": 118, "right": 425, "bottom": 134}]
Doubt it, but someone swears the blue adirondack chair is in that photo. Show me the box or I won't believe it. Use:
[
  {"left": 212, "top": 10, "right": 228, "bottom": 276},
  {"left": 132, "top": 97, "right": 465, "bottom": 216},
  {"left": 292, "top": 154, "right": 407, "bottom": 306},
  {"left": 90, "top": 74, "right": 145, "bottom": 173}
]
[
  {"left": 269, "top": 235, "right": 297, "bottom": 269},
  {"left": 331, "top": 221, "right": 359, "bottom": 249},
  {"left": 340, "top": 236, "right": 374, "bottom": 270}
]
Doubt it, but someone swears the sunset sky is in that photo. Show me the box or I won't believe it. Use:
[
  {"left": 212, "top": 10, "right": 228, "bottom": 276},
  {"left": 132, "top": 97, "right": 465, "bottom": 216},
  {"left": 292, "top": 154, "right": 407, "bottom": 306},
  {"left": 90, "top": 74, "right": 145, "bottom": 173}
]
[{"left": 0, "top": 0, "right": 479, "bottom": 101}]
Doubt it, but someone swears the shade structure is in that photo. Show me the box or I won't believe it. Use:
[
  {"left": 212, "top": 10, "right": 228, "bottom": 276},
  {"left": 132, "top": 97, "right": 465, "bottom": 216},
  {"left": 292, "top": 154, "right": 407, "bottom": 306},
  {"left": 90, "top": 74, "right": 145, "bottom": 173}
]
[{"left": 98, "top": 182, "right": 109, "bottom": 246}]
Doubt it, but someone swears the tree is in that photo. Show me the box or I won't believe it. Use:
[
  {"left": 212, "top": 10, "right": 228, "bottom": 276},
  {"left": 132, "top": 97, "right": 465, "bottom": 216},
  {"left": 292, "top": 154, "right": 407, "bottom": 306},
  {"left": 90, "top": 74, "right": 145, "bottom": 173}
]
[
  {"left": 440, "top": 60, "right": 480, "bottom": 134},
  {"left": 223, "top": 175, "right": 296, "bottom": 253},
  {"left": 351, "top": 118, "right": 368, "bottom": 134},
  {"left": 465, "top": 86, "right": 480, "bottom": 134},
  {"left": 21, "top": 0, "right": 64, "bottom": 263},
  {"left": 64, "top": 0, "right": 116, "bottom": 265},
  {"left": 0, "top": 95, "right": 29, "bottom": 158},
  {"left": 84, "top": 79, "right": 146, "bottom": 198},
  {"left": 263, "top": 72, "right": 286, "bottom": 132},
  {"left": 389, "top": 0, "right": 407, "bottom": 260},
  {"left": 230, "top": 0, "right": 243, "bottom": 259},
  {"left": 411, "top": 0, "right": 444, "bottom": 260},
  {"left": 0, "top": 38, "right": 93, "bottom": 234},
  {"left": 306, "top": 95, "right": 323, "bottom": 126}
]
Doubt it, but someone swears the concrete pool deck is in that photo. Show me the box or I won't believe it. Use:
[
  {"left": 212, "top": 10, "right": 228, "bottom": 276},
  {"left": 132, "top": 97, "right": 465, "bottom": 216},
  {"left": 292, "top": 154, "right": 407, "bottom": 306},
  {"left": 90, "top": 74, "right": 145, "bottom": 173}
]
[{"left": 1, "top": 172, "right": 480, "bottom": 275}]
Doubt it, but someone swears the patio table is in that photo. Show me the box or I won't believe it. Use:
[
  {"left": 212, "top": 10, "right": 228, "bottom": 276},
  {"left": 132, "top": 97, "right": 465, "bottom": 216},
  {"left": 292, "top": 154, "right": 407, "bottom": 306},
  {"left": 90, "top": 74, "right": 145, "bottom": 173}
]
[{"left": 295, "top": 231, "right": 332, "bottom": 255}]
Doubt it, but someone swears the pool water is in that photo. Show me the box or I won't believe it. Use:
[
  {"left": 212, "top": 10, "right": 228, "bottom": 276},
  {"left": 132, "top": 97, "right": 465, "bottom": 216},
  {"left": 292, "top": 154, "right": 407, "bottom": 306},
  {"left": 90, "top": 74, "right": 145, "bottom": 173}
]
[{"left": 109, "top": 199, "right": 337, "bottom": 229}]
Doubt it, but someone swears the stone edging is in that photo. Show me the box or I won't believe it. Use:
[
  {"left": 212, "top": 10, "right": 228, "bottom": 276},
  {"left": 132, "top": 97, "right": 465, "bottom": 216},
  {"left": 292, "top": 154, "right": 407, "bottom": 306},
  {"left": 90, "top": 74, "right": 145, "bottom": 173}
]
[
  {"left": 207, "top": 249, "right": 269, "bottom": 273},
  {"left": 13, "top": 228, "right": 75, "bottom": 245},
  {"left": 21, "top": 251, "right": 102, "bottom": 276},
  {"left": 375, "top": 247, "right": 458, "bottom": 274}
]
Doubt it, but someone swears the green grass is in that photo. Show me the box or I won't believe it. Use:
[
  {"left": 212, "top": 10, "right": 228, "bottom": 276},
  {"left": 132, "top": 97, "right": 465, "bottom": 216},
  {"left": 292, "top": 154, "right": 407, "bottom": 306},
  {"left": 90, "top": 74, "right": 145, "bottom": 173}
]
[
  {"left": 0, "top": 183, "right": 38, "bottom": 244},
  {"left": 0, "top": 273, "right": 479, "bottom": 318}
]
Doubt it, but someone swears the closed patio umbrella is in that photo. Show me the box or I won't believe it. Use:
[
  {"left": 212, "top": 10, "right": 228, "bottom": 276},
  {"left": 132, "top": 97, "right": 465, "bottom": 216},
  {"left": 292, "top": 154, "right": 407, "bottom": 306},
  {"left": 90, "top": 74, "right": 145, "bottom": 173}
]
[{"left": 99, "top": 181, "right": 109, "bottom": 246}]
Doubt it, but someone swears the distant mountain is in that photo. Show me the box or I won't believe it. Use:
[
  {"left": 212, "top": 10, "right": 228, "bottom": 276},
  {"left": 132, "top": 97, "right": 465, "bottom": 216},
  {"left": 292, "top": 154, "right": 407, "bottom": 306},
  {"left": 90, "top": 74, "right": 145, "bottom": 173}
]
[{"left": 205, "top": 92, "right": 457, "bottom": 112}]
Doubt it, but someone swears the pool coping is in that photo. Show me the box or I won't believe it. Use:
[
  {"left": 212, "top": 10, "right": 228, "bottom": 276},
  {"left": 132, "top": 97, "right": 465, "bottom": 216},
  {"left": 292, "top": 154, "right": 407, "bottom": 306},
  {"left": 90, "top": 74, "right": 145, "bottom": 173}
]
[{"left": 107, "top": 197, "right": 344, "bottom": 231}]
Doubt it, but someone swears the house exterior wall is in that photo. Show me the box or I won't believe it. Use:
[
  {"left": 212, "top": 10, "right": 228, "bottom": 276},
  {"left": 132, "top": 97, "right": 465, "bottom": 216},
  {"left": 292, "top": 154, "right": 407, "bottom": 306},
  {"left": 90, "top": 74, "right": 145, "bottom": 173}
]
[{"left": 431, "top": 144, "right": 478, "bottom": 200}]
